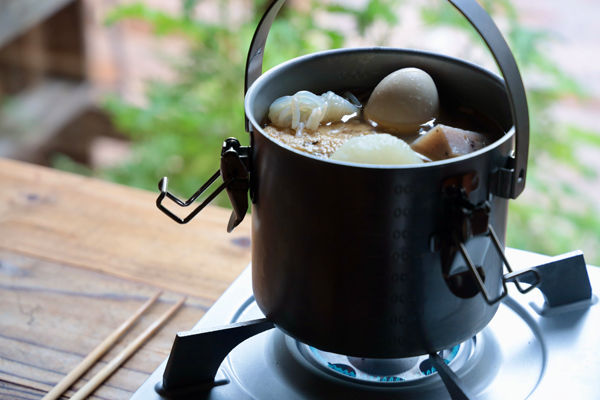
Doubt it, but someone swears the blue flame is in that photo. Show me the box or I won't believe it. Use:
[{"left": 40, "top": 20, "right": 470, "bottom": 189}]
[
  {"left": 310, "top": 345, "right": 461, "bottom": 383},
  {"left": 327, "top": 363, "right": 356, "bottom": 377},
  {"left": 421, "top": 345, "right": 459, "bottom": 376}
]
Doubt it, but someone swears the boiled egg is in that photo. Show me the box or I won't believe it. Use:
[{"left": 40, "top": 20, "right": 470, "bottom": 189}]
[{"left": 364, "top": 68, "right": 439, "bottom": 134}]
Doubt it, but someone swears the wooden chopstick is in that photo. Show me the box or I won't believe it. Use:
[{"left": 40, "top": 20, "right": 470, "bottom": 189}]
[
  {"left": 42, "top": 291, "right": 162, "bottom": 400},
  {"left": 70, "top": 296, "right": 187, "bottom": 400}
]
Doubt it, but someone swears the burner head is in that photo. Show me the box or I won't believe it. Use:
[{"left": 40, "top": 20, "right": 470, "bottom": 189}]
[
  {"left": 305, "top": 342, "right": 466, "bottom": 384},
  {"left": 348, "top": 356, "right": 419, "bottom": 376}
]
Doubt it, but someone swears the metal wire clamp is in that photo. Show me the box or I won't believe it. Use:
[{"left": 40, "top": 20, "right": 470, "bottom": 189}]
[
  {"left": 440, "top": 173, "right": 542, "bottom": 305},
  {"left": 156, "top": 138, "right": 250, "bottom": 232},
  {"left": 458, "top": 225, "right": 542, "bottom": 305}
]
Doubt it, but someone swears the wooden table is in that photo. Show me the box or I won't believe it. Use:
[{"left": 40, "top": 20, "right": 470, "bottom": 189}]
[{"left": 0, "top": 158, "right": 252, "bottom": 399}]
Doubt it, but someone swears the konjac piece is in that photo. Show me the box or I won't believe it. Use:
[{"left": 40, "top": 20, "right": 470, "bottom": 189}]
[{"left": 410, "top": 124, "right": 490, "bottom": 161}]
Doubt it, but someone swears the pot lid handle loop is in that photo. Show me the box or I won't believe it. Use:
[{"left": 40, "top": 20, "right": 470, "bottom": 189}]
[{"left": 244, "top": 0, "right": 529, "bottom": 199}]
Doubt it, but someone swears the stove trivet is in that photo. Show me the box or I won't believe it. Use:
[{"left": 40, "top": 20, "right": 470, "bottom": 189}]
[{"left": 133, "top": 250, "right": 598, "bottom": 400}]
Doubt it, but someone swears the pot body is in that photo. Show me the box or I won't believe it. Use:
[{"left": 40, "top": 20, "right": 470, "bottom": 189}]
[{"left": 245, "top": 48, "right": 515, "bottom": 358}]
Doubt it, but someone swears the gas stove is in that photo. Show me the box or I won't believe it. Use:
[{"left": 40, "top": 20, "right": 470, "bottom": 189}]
[{"left": 132, "top": 248, "right": 599, "bottom": 399}]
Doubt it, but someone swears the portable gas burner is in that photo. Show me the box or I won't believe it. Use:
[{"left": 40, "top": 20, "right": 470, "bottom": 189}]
[{"left": 132, "top": 249, "right": 599, "bottom": 400}]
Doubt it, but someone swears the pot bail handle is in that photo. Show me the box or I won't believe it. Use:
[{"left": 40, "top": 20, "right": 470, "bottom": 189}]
[{"left": 244, "top": 0, "right": 529, "bottom": 199}]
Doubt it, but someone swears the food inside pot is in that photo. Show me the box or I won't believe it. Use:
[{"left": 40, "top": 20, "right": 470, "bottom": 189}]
[{"left": 262, "top": 68, "right": 504, "bottom": 165}]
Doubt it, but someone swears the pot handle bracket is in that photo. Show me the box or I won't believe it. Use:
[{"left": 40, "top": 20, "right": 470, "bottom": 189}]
[{"left": 156, "top": 138, "right": 250, "bottom": 232}]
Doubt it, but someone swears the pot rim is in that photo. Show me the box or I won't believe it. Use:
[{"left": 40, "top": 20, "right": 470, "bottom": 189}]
[{"left": 245, "top": 46, "right": 516, "bottom": 170}]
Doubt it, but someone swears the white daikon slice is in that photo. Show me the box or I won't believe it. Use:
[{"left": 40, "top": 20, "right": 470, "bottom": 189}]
[{"left": 329, "top": 134, "right": 424, "bottom": 165}]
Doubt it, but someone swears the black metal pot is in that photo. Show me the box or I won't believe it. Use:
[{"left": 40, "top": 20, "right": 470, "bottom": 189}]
[{"left": 157, "top": 0, "right": 540, "bottom": 358}]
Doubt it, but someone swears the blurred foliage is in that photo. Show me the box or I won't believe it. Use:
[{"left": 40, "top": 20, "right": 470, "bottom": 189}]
[
  {"left": 421, "top": 0, "right": 600, "bottom": 263},
  {"left": 52, "top": 0, "right": 600, "bottom": 263},
  {"left": 98, "top": 0, "right": 400, "bottom": 207},
  {"left": 52, "top": 153, "right": 94, "bottom": 177}
]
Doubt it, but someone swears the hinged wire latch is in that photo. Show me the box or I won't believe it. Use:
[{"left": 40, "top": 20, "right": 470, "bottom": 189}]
[
  {"left": 438, "top": 172, "right": 541, "bottom": 305},
  {"left": 156, "top": 138, "right": 250, "bottom": 232}
]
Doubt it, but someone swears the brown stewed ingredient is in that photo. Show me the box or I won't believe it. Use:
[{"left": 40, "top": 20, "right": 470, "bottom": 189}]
[{"left": 410, "top": 124, "right": 492, "bottom": 161}]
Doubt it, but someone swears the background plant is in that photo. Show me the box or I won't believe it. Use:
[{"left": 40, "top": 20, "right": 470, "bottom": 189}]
[{"left": 55, "top": 0, "right": 600, "bottom": 264}]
